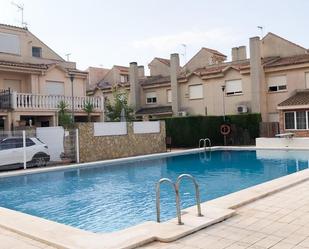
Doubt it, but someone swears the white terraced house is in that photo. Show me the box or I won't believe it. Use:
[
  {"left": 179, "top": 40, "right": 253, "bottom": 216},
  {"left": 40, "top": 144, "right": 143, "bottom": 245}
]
[{"left": 0, "top": 23, "right": 104, "bottom": 131}]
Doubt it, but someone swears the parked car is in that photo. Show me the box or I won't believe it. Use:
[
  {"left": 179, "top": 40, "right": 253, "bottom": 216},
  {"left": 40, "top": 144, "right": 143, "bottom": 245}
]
[{"left": 0, "top": 137, "right": 50, "bottom": 169}]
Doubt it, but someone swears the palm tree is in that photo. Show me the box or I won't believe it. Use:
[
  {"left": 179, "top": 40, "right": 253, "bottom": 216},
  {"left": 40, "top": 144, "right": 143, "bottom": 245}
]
[{"left": 83, "top": 101, "right": 94, "bottom": 122}]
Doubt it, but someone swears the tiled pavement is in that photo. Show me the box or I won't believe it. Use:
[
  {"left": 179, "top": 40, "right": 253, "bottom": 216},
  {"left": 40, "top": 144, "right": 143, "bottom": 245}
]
[
  {"left": 0, "top": 226, "right": 55, "bottom": 249},
  {"left": 139, "top": 180, "right": 309, "bottom": 249}
]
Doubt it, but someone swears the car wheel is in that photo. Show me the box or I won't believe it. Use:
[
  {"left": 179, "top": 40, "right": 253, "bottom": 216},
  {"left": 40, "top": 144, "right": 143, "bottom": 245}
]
[{"left": 31, "top": 153, "right": 49, "bottom": 167}]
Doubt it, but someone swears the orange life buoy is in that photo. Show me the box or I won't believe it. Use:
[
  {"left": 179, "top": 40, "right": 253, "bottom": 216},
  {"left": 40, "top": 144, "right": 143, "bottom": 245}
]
[{"left": 220, "top": 124, "right": 231, "bottom": 135}]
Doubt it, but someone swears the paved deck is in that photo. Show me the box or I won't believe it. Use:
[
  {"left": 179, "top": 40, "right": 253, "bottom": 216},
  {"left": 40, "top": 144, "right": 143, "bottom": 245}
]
[
  {"left": 139, "top": 180, "right": 309, "bottom": 249},
  {"left": 0, "top": 226, "right": 56, "bottom": 249}
]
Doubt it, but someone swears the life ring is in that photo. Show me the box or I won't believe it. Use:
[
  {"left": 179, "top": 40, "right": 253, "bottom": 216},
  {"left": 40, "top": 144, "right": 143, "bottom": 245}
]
[{"left": 220, "top": 124, "right": 231, "bottom": 135}]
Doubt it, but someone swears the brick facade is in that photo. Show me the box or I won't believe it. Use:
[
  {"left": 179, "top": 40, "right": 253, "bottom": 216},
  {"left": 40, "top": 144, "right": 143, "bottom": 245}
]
[{"left": 279, "top": 110, "right": 309, "bottom": 137}]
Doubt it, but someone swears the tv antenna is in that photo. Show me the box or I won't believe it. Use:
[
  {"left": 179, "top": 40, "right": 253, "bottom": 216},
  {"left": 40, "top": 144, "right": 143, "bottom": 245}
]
[
  {"left": 257, "top": 26, "right": 264, "bottom": 37},
  {"left": 11, "top": 2, "right": 27, "bottom": 27},
  {"left": 65, "top": 53, "right": 71, "bottom": 61},
  {"left": 181, "top": 44, "right": 187, "bottom": 65}
]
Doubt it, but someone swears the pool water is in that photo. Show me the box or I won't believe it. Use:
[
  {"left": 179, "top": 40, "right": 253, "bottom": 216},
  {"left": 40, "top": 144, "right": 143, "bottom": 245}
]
[{"left": 0, "top": 149, "right": 308, "bottom": 233}]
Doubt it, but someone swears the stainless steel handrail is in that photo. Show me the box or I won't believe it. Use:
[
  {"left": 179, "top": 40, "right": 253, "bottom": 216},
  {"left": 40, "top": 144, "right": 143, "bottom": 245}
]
[
  {"left": 199, "top": 138, "right": 211, "bottom": 150},
  {"left": 176, "top": 174, "right": 203, "bottom": 217},
  {"left": 156, "top": 178, "right": 183, "bottom": 225}
]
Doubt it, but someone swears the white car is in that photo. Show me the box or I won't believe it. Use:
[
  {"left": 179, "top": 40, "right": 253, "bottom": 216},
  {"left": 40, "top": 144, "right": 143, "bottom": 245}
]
[{"left": 0, "top": 137, "right": 50, "bottom": 169}]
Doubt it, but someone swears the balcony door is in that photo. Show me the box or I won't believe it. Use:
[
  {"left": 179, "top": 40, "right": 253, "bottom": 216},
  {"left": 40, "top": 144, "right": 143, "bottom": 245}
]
[
  {"left": 3, "top": 79, "right": 21, "bottom": 92},
  {"left": 45, "top": 81, "right": 64, "bottom": 95}
]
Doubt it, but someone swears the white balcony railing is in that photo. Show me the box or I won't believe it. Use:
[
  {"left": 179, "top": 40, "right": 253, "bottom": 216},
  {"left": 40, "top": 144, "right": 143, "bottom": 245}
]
[{"left": 12, "top": 92, "right": 104, "bottom": 112}]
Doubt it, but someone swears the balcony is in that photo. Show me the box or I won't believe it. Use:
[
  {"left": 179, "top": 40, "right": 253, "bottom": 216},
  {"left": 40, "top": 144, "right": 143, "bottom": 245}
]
[{"left": 10, "top": 92, "right": 104, "bottom": 112}]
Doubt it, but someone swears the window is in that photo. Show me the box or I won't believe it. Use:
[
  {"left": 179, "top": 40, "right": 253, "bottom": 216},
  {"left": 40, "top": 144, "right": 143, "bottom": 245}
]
[
  {"left": 285, "top": 112, "right": 295, "bottom": 130},
  {"left": 120, "top": 75, "right": 128, "bottom": 83},
  {"left": 26, "top": 138, "right": 35, "bottom": 147},
  {"left": 285, "top": 111, "right": 309, "bottom": 130},
  {"left": 0, "top": 32, "right": 20, "bottom": 55},
  {"left": 32, "top": 46, "right": 42, "bottom": 58},
  {"left": 45, "top": 81, "right": 64, "bottom": 95},
  {"left": 146, "top": 92, "right": 157, "bottom": 104},
  {"left": 296, "top": 111, "right": 306, "bottom": 129},
  {"left": 167, "top": 89, "right": 172, "bottom": 103},
  {"left": 225, "top": 79, "right": 242, "bottom": 95},
  {"left": 268, "top": 75, "right": 287, "bottom": 92},
  {"left": 0, "top": 138, "right": 22, "bottom": 150},
  {"left": 306, "top": 72, "right": 309, "bottom": 89},
  {"left": 189, "top": 84, "right": 203, "bottom": 99}
]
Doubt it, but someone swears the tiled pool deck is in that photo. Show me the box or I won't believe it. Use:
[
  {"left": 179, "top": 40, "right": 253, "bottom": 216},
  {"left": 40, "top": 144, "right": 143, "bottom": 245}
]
[{"left": 139, "top": 180, "right": 309, "bottom": 249}]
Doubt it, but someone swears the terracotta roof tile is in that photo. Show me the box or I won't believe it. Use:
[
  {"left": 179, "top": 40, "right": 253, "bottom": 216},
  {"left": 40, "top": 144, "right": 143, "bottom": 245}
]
[
  {"left": 279, "top": 90, "right": 309, "bottom": 107},
  {"left": 0, "top": 60, "right": 48, "bottom": 69},
  {"left": 202, "top": 48, "right": 227, "bottom": 58},
  {"left": 264, "top": 54, "right": 309, "bottom": 68}
]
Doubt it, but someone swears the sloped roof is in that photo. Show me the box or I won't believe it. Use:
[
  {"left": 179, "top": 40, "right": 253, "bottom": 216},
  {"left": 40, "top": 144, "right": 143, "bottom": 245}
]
[
  {"left": 278, "top": 90, "right": 309, "bottom": 107},
  {"left": 0, "top": 23, "right": 28, "bottom": 31},
  {"left": 114, "top": 65, "right": 129, "bottom": 73},
  {"left": 153, "top": 57, "right": 170, "bottom": 66},
  {"left": 264, "top": 54, "right": 309, "bottom": 68},
  {"left": 136, "top": 106, "right": 172, "bottom": 115},
  {"left": 202, "top": 47, "right": 227, "bottom": 58},
  {"left": 0, "top": 60, "right": 49, "bottom": 70}
]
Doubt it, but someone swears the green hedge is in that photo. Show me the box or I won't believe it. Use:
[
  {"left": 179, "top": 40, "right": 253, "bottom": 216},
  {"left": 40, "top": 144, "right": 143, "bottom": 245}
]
[{"left": 163, "top": 113, "right": 262, "bottom": 147}]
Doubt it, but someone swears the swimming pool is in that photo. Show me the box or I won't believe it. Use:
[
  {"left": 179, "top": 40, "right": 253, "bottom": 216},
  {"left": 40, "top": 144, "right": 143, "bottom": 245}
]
[{"left": 0, "top": 149, "right": 308, "bottom": 233}]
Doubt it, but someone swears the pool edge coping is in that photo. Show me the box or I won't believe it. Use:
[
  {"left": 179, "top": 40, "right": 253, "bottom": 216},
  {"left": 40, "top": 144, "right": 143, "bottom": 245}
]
[{"left": 0, "top": 147, "right": 309, "bottom": 248}]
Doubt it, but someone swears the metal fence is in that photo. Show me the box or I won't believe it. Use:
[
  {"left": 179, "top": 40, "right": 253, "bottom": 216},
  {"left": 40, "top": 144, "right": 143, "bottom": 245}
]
[
  {"left": 0, "top": 129, "right": 79, "bottom": 171},
  {"left": 0, "top": 89, "right": 12, "bottom": 110}
]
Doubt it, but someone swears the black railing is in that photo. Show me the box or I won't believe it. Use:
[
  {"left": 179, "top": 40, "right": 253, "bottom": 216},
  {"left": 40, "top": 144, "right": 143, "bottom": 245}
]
[{"left": 0, "top": 89, "right": 12, "bottom": 110}]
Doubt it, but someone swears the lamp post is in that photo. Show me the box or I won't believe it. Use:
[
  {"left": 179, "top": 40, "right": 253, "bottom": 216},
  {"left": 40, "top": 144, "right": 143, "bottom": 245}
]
[
  {"left": 221, "top": 85, "right": 226, "bottom": 122},
  {"left": 221, "top": 85, "right": 227, "bottom": 146},
  {"left": 69, "top": 74, "right": 75, "bottom": 124}
]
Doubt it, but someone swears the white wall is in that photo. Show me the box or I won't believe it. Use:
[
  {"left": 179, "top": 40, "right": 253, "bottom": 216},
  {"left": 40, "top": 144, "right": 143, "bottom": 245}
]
[
  {"left": 133, "top": 121, "right": 160, "bottom": 134},
  {"left": 93, "top": 122, "right": 127, "bottom": 136},
  {"left": 256, "top": 137, "right": 309, "bottom": 148}
]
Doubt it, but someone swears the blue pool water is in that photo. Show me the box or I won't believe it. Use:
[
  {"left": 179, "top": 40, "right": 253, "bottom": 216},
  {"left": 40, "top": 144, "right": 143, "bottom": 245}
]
[{"left": 0, "top": 149, "right": 308, "bottom": 233}]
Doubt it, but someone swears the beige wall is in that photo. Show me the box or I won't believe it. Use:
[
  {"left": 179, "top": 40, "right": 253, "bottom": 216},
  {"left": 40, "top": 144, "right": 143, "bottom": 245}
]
[
  {"left": 205, "top": 70, "right": 252, "bottom": 116},
  {"left": 184, "top": 49, "right": 225, "bottom": 73},
  {"left": 148, "top": 59, "right": 170, "bottom": 76},
  {"left": 0, "top": 71, "right": 30, "bottom": 92},
  {"left": 264, "top": 66, "right": 309, "bottom": 118},
  {"left": 0, "top": 67, "right": 86, "bottom": 96},
  {"left": 262, "top": 33, "right": 307, "bottom": 58},
  {"left": 0, "top": 25, "right": 77, "bottom": 68},
  {"left": 141, "top": 85, "right": 171, "bottom": 107}
]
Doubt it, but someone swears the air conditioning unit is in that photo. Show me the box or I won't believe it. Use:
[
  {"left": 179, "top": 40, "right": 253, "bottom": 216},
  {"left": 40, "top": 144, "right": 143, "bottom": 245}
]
[
  {"left": 178, "top": 111, "right": 187, "bottom": 117},
  {"left": 237, "top": 105, "right": 248, "bottom": 114}
]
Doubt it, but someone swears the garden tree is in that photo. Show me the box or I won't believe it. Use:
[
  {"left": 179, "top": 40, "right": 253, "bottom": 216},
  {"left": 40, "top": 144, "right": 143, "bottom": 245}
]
[
  {"left": 58, "top": 100, "right": 73, "bottom": 128},
  {"left": 83, "top": 101, "right": 94, "bottom": 122},
  {"left": 105, "top": 87, "right": 134, "bottom": 121}
]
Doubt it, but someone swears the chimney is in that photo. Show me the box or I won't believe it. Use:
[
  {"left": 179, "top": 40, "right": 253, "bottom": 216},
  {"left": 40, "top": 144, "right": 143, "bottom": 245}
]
[
  {"left": 232, "top": 46, "right": 247, "bottom": 61},
  {"left": 170, "top": 53, "right": 180, "bottom": 116},
  {"left": 249, "top": 37, "right": 267, "bottom": 120},
  {"left": 129, "top": 62, "right": 140, "bottom": 110},
  {"left": 138, "top": 65, "right": 145, "bottom": 78}
]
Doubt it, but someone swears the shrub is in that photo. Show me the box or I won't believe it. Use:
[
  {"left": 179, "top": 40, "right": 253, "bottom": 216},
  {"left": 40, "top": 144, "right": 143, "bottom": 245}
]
[{"left": 163, "top": 113, "right": 261, "bottom": 147}]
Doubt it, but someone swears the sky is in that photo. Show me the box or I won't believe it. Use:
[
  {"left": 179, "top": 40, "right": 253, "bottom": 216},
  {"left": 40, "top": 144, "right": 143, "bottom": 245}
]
[{"left": 1, "top": 0, "right": 309, "bottom": 72}]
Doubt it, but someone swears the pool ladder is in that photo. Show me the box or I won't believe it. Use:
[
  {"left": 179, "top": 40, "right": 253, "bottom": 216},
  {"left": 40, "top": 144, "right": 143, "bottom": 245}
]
[
  {"left": 156, "top": 174, "right": 203, "bottom": 225},
  {"left": 199, "top": 138, "right": 211, "bottom": 150}
]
